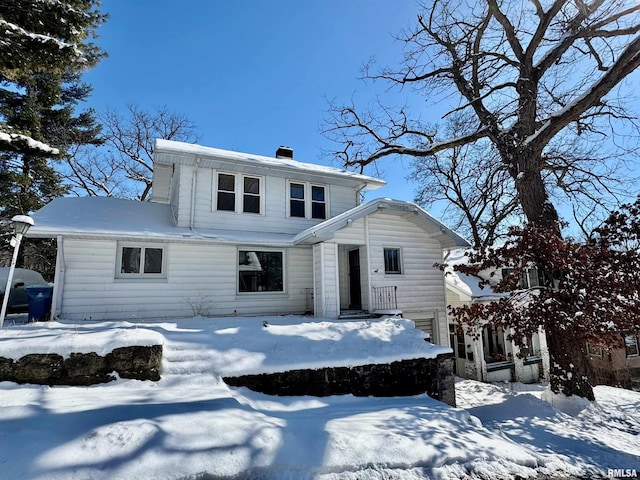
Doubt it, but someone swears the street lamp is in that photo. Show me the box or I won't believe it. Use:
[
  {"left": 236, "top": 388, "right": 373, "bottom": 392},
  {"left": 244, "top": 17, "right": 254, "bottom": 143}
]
[{"left": 0, "top": 215, "right": 34, "bottom": 328}]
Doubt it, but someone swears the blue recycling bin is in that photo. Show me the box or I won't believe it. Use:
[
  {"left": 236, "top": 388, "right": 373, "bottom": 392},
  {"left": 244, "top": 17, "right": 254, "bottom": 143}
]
[{"left": 26, "top": 285, "right": 53, "bottom": 321}]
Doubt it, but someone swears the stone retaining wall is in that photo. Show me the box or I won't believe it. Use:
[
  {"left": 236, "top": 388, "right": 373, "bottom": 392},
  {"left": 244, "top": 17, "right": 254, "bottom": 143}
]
[
  {"left": 224, "top": 353, "right": 456, "bottom": 406},
  {"left": 0, "top": 345, "right": 163, "bottom": 386}
]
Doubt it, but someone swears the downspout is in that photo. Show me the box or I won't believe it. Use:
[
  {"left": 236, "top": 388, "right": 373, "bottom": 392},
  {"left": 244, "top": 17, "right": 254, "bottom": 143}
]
[
  {"left": 312, "top": 245, "right": 317, "bottom": 316},
  {"left": 355, "top": 184, "right": 366, "bottom": 206},
  {"left": 437, "top": 249, "right": 453, "bottom": 346},
  {"left": 190, "top": 158, "right": 200, "bottom": 229},
  {"left": 51, "top": 235, "right": 65, "bottom": 320},
  {"left": 320, "top": 244, "right": 326, "bottom": 317},
  {"left": 333, "top": 243, "right": 340, "bottom": 318}
]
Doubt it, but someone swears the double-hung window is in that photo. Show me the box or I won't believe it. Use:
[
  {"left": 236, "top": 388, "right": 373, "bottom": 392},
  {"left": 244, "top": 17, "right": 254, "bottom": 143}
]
[
  {"left": 290, "top": 183, "right": 305, "bottom": 218},
  {"left": 501, "top": 267, "right": 541, "bottom": 289},
  {"left": 384, "top": 247, "right": 402, "bottom": 274},
  {"left": 117, "top": 244, "right": 166, "bottom": 278},
  {"left": 288, "top": 182, "right": 327, "bottom": 219},
  {"left": 243, "top": 176, "right": 260, "bottom": 213},
  {"left": 216, "top": 173, "right": 262, "bottom": 214},
  {"left": 625, "top": 335, "right": 639, "bottom": 358},
  {"left": 217, "top": 173, "right": 236, "bottom": 211},
  {"left": 238, "top": 250, "right": 284, "bottom": 293},
  {"left": 311, "top": 185, "right": 326, "bottom": 219}
]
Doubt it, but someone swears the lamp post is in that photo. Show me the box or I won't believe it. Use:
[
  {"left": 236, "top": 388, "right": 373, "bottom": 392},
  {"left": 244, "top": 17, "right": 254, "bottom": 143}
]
[{"left": 0, "top": 215, "right": 34, "bottom": 328}]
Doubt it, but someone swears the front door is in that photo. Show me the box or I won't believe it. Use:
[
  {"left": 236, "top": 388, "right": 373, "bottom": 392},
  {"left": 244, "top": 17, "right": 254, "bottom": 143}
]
[{"left": 348, "top": 249, "right": 362, "bottom": 310}]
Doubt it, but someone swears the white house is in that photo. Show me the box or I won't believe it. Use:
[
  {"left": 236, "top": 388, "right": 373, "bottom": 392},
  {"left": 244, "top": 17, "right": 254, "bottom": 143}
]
[
  {"left": 27, "top": 140, "right": 469, "bottom": 346},
  {"left": 444, "top": 251, "right": 550, "bottom": 383}
]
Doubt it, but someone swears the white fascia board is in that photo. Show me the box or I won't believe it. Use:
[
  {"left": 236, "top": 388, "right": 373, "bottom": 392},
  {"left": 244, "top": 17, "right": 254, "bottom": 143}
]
[
  {"left": 154, "top": 139, "right": 386, "bottom": 191},
  {"left": 294, "top": 198, "right": 471, "bottom": 249}
]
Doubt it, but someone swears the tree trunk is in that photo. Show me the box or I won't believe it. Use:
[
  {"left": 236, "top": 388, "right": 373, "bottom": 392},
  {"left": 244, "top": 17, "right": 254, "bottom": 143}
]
[
  {"left": 546, "top": 325, "right": 595, "bottom": 401},
  {"left": 515, "top": 158, "right": 595, "bottom": 400}
]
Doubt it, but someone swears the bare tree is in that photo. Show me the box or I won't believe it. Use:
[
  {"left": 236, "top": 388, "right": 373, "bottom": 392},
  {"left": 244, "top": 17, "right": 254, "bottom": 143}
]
[
  {"left": 325, "top": 0, "right": 640, "bottom": 400},
  {"left": 325, "top": 0, "right": 640, "bottom": 232},
  {"left": 410, "top": 113, "right": 521, "bottom": 248},
  {"left": 63, "top": 105, "right": 198, "bottom": 200}
]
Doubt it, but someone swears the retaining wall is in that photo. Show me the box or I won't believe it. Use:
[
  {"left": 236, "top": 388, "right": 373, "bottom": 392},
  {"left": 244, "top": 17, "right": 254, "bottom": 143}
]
[
  {"left": 224, "top": 353, "right": 456, "bottom": 406},
  {"left": 0, "top": 345, "right": 163, "bottom": 386}
]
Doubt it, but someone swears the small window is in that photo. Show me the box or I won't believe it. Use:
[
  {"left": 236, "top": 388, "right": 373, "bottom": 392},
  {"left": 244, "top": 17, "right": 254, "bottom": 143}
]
[
  {"left": 311, "top": 185, "right": 326, "bottom": 219},
  {"left": 587, "top": 343, "right": 603, "bottom": 358},
  {"left": 118, "top": 244, "right": 165, "bottom": 278},
  {"left": 217, "top": 173, "right": 235, "bottom": 211},
  {"left": 502, "top": 267, "right": 538, "bottom": 289},
  {"left": 527, "top": 268, "right": 541, "bottom": 288},
  {"left": 290, "top": 183, "right": 305, "bottom": 217},
  {"left": 624, "top": 335, "right": 639, "bottom": 358},
  {"left": 243, "top": 176, "right": 260, "bottom": 214},
  {"left": 238, "top": 250, "right": 284, "bottom": 292},
  {"left": 384, "top": 248, "right": 402, "bottom": 274}
]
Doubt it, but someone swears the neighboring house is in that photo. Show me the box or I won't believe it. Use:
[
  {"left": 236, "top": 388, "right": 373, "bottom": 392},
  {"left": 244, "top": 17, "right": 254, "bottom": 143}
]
[
  {"left": 444, "top": 251, "right": 550, "bottom": 384},
  {"left": 587, "top": 335, "right": 640, "bottom": 391},
  {"left": 27, "top": 140, "right": 469, "bottom": 346}
]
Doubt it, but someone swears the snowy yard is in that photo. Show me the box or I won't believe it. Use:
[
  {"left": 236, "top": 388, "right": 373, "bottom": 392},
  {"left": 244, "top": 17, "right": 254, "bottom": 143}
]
[{"left": 0, "top": 315, "right": 638, "bottom": 479}]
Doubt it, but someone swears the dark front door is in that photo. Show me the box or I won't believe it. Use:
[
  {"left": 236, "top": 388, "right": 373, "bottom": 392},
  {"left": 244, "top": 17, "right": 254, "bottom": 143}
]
[{"left": 348, "top": 249, "right": 362, "bottom": 310}]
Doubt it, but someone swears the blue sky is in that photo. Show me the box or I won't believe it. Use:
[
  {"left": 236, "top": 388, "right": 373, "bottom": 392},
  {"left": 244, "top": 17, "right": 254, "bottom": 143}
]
[
  {"left": 83, "top": 1, "right": 424, "bottom": 203},
  {"left": 82, "top": 1, "right": 639, "bottom": 229}
]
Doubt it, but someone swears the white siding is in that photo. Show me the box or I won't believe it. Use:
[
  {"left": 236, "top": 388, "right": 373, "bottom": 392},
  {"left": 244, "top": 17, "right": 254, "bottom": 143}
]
[
  {"left": 313, "top": 242, "right": 339, "bottom": 318},
  {"left": 366, "top": 212, "right": 446, "bottom": 314},
  {"left": 151, "top": 163, "right": 173, "bottom": 203},
  {"left": 59, "top": 238, "right": 313, "bottom": 321},
  {"left": 175, "top": 164, "right": 194, "bottom": 227},
  {"left": 171, "top": 162, "right": 359, "bottom": 234},
  {"left": 411, "top": 313, "right": 434, "bottom": 339}
]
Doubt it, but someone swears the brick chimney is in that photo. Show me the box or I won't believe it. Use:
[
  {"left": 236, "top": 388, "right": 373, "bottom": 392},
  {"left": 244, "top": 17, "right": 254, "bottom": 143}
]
[{"left": 276, "top": 146, "right": 294, "bottom": 159}]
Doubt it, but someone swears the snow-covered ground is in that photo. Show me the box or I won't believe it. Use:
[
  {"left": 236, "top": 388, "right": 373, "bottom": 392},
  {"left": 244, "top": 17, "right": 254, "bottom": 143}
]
[{"left": 0, "top": 315, "right": 638, "bottom": 479}]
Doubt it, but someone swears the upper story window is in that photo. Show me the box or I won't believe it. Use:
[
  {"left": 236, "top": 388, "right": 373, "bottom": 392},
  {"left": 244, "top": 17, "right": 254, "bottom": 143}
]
[
  {"left": 215, "top": 172, "right": 263, "bottom": 214},
  {"left": 290, "top": 183, "right": 305, "bottom": 217},
  {"left": 287, "top": 181, "right": 327, "bottom": 219},
  {"left": 117, "top": 243, "right": 166, "bottom": 279},
  {"left": 384, "top": 247, "right": 402, "bottom": 274},
  {"left": 217, "top": 173, "right": 235, "bottom": 211},
  {"left": 243, "top": 176, "right": 260, "bottom": 213},
  {"left": 501, "top": 267, "right": 542, "bottom": 289},
  {"left": 311, "top": 185, "right": 326, "bottom": 219}
]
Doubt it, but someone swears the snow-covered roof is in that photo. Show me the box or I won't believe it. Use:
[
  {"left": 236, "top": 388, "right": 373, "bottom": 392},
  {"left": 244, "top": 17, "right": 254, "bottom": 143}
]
[
  {"left": 27, "top": 197, "right": 296, "bottom": 245},
  {"left": 155, "top": 139, "right": 386, "bottom": 191},
  {"left": 444, "top": 249, "right": 504, "bottom": 301},
  {"left": 29, "top": 196, "right": 470, "bottom": 252},
  {"left": 294, "top": 198, "right": 470, "bottom": 250}
]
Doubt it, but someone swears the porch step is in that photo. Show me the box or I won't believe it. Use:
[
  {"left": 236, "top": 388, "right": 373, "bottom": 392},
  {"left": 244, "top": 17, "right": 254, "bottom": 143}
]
[{"left": 339, "top": 310, "right": 372, "bottom": 320}]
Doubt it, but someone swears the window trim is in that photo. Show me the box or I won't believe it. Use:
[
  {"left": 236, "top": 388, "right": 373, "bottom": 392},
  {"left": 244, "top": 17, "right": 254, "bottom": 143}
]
[
  {"left": 310, "top": 184, "right": 327, "bottom": 219},
  {"left": 116, "top": 242, "right": 167, "bottom": 279},
  {"left": 237, "top": 248, "right": 286, "bottom": 294},
  {"left": 287, "top": 180, "right": 328, "bottom": 219},
  {"left": 288, "top": 181, "right": 306, "bottom": 218},
  {"left": 214, "top": 171, "right": 264, "bottom": 215},
  {"left": 215, "top": 172, "right": 236, "bottom": 212},
  {"left": 624, "top": 335, "right": 639, "bottom": 358},
  {"left": 586, "top": 343, "right": 603, "bottom": 358},
  {"left": 501, "top": 267, "right": 541, "bottom": 289},
  {"left": 383, "top": 247, "right": 402, "bottom": 275},
  {"left": 242, "top": 175, "right": 261, "bottom": 214}
]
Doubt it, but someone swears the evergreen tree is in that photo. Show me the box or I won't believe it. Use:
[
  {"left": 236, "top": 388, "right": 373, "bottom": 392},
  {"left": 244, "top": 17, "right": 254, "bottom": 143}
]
[{"left": 0, "top": 0, "right": 106, "bottom": 270}]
